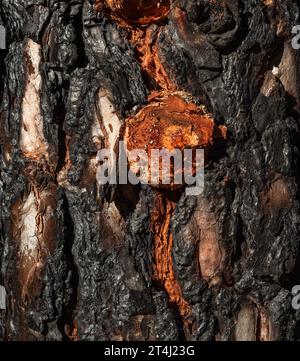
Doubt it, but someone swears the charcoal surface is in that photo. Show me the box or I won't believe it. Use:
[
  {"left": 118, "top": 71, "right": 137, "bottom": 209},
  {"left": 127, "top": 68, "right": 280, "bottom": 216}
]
[{"left": 0, "top": 0, "right": 300, "bottom": 341}]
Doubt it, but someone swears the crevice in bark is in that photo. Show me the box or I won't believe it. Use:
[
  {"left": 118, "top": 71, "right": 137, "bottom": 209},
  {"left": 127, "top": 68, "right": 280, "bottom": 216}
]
[
  {"left": 233, "top": 214, "right": 245, "bottom": 264},
  {"left": 113, "top": 184, "right": 141, "bottom": 219},
  {"left": 70, "top": 6, "right": 88, "bottom": 70},
  {"left": 55, "top": 99, "right": 68, "bottom": 177},
  {"left": 57, "top": 195, "right": 79, "bottom": 341},
  {"left": 294, "top": 321, "right": 300, "bottom": 341}
]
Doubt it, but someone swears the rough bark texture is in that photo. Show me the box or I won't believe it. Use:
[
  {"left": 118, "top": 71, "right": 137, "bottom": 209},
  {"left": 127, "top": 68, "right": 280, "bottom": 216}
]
[{"left": 1, "top": 0, "right": 300, "bottom": 341}]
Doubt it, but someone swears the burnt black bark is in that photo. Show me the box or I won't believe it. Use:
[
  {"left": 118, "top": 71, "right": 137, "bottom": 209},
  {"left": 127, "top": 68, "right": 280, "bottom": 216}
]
[{"left": 1, "top": 0, "right": 300, "bottom": 341}]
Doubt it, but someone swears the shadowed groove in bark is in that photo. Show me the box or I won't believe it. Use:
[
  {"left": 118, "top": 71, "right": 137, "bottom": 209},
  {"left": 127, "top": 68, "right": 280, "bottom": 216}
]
[{"left": 57, "top": 194, "right": 79, "bottom": 341}]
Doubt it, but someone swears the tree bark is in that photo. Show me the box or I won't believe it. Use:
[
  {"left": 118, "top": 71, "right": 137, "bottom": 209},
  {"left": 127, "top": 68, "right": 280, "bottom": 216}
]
[{"left": 0, "top": 0, "right": 300, "bottom": 341}]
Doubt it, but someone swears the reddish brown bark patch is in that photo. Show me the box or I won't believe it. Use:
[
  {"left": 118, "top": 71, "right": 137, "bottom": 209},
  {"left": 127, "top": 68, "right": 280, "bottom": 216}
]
[
  {"left": 9, "top": 185, "right": 58, "bottom": 340},
  {"left": 125, "top": 94, "right": 214, "bottom": 151},
  {"left": 151, "top": 194, "right": 191, "bottom": 320},
  {"left": 195, "top": 198, "right": 225, "bottom": 286},
  {"left": 95, "top": 0, "right": 171, "bottom": 26},
  {"left": 124, "top": 92, "right": 225, "bottom": 189},
  {"left": 234, "top": 300, "right": 275, "bottom": 341},
  {"left": 260, "top": 176, "right": 291, "bottom": 215},
  {"left": 130, "top": 28, "right": 176, "bottom": 90}
]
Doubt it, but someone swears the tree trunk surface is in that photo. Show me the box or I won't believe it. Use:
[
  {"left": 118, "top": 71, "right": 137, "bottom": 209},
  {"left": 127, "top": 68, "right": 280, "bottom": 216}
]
[{"left": 1, "top": 0, "right": 300, "bottom": 341}]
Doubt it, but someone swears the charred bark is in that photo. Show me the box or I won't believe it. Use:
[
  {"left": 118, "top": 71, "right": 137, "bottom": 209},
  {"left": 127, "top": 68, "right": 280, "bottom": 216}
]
[{"left": 0, "top": 0, "right": 300, "bottom": 341}]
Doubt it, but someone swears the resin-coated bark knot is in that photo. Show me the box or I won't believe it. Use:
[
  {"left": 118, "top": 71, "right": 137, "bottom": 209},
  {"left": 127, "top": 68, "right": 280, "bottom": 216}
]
[
  {"left": 124, "top": 92, "right": 226, "bottom": 189},
  {"left": 95, "top": 0, "right": 171, "bottom": 26}
]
